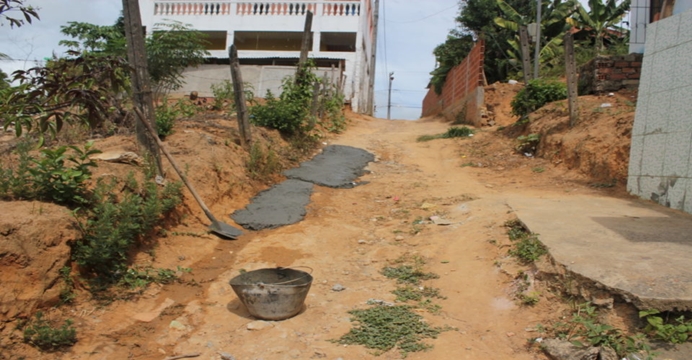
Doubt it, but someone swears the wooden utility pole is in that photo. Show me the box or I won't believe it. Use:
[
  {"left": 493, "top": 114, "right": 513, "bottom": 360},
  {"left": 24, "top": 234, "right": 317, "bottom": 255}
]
[
  {"left": 564, "top": 32, "right": 579, "bottom": 127},
  {"left": 533, "top": 0, "right": 542, "bottom": 79},
  {"left": 229, "top": 45, "right": 252, "bottom": 148},
  {"left": 297, "top": 11, "right": 313, "bottom": 74},
  {"left": 366, "top": 0, "right": 380, "bottom": 115},
  {"left": 519, "top": 25, "right": 533, "bottom": 84},
  {"left": 122, "top": 0, "right": 162, "bottom": 175}
]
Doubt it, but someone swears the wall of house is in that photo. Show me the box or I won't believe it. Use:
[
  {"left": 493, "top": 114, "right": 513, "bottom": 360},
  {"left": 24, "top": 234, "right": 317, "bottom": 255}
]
[
  {"left": 629, "top": 0, "right": 692, "bottom": 53},
  {"left": 140, "top": 0, "right": 374, "bottom": 113},
  {"left": 628, "top": 9, "right": 692, "bottom": 213},
  {"left": 175, "top": 64, "right": 340, "bottom": 98},
  {"left": 421, "top": 40, "right": 485, "bottom": 127}
]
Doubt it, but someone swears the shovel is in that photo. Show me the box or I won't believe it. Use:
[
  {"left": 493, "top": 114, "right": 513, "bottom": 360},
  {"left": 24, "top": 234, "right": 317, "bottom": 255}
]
[{"left": 134, "top": 107, "right": 242, "bottom": 240}]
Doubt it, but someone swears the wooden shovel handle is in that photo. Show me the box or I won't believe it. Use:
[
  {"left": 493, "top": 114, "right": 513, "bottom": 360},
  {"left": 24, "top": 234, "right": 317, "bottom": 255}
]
[{"left": 133, "top": 107, "right": 217, "bottom": 222}]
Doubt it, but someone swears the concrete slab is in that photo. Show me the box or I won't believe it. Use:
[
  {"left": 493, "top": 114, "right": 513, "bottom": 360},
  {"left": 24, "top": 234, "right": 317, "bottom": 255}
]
[
  {"left": 284, "top": 145, "right": 375, "bottom": 188},
  {"left": 508, "top": 195, "right": 692, "bottom": 311},
  {"left": 230, "top": 179, "right": 314, "bottom": 230}
]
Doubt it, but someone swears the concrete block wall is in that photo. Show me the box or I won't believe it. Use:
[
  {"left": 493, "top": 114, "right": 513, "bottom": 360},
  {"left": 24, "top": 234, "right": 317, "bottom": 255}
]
[
  {"left": 578, "top": 54, "right": 643, "bottom": 94},
  {"left": 628, "top": 9, "right": 692, "bottom": 213},
  {"left": 421, "top": 40, "right": 485, "bottom": 126}
]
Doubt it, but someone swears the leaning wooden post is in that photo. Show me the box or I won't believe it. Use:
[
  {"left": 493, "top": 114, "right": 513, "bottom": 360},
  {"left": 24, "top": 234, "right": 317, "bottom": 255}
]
[
  {"left": 229, "top": 45, "right": 252, "bottom": 148},
  {"left": 122, "top": 0, "right": 163, "bottom": 176},
  {"left": 519, "top": 25, "right": 533, "bottom": 84},
  {"left": 297, "top": 10, "right": 313, "bottom": 80},
  {"left": 564, "top": 32, "right": 579, "bottom": 127}
]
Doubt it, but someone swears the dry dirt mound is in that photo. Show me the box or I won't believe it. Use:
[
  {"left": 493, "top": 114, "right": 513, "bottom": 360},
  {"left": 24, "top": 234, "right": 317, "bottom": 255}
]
[{"left": 0, "top": 201, "right": 80, "bottom": 323}]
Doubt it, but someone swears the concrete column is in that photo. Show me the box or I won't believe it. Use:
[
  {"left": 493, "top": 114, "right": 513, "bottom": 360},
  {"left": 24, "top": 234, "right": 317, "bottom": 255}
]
[{"left": 312, "top": 31, "right": 321, "bottom": 53}]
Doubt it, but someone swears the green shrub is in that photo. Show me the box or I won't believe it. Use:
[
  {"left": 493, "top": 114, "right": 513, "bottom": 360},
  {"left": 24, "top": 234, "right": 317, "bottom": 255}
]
[
  {"left": 246, "top": 142, "right": 281, "bottom": 180},
  {"left": 211, "top": 80, "right": 255, "bottom": 111},
  {"left": 155, "top": 99, "right": 177, "bottom": 139},
  {"left": 250, "top": 63, "right": 318, "bottom": 136},
  {"left": 0, "top": 141, "right": 100, "bottom": 206},
  {"left": 73, "top": 173, "right": 182, "bottom": 285},
  {"left": 511, "top": 79, "right": 567, "bottom": 118},
  {"left": 516, "top": 133, "right": 541, "bottom": 155},
  {"left": 640, "top": 309, "right": 692, "bottom": 344},
  {"left": 22, "top": 312, "right": 77, "bottom": 351}
]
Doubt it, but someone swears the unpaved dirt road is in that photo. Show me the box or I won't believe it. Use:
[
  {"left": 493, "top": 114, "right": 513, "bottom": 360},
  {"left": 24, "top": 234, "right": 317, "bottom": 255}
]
[{"left": 42, "top": 114, "right": 624, "bottom": 360}]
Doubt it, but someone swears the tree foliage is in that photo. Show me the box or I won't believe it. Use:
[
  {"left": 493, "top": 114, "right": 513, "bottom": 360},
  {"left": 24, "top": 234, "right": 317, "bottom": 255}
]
[
  {"left": 431, "top": 0, "right": 534, "bottom": 88},
  {"left": 567, "top": 0, "right": 631, "bottom": 53},
  {"left": 494, "top": 0, "right": 578, "bottom": 75},
  {"left": 1, "top": 51, "right": 130, "bottom": 143},
  {"left": 60, "top": 17, "right": 209, "bottom": 95},
  {"left": 0, "top": 0, "right": 38, "bottom": 28}
]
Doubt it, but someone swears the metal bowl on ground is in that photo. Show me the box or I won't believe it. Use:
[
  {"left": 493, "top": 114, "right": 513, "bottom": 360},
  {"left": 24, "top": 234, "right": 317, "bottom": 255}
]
[{"left": 229, "top": 267, "right": 313, "bottom": 320}]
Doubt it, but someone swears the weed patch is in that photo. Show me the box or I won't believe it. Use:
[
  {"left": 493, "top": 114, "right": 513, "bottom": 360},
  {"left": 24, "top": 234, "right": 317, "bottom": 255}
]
[
  {"left": 334, "top": 305, "right": 449, "bottom": 357},
  {"left": 73, "top": 173, "right": 183, "bottom": 287},
  {"left": 382, "top": 255, "right": 439, "bottom": 285},
  {"left": 246, "top": 142, "right": 281, "bottom": 180},
  {"left": 640, "top": 309, "right": 692, "bottom": 344},
  {"left": 22, "top": 312, "right": 77, "bottom": 351},
  {"left": 505, "top": 220, "right": 547, "bottom": 264},
  {"left": 417, "top": 126, "right": 474, "bottom": 142}
]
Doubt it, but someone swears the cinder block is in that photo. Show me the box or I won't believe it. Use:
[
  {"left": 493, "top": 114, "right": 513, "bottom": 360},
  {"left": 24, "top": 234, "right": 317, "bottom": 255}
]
[
  {"left": 685, "top": 180, "right": 692, "bottom": 214},
  {"left": 628, "top": 134, "right": 645, "bottom": 176},
  {"left": 662, "top": 131, "right": 692, "bottom": 177},
  {"left": 632, "top": 96, "right": 648, "bottom": 136},
  {"left": 644, "top": 90, "right": 672, "bottom": 134},
  {"left": 650, "top": 47, "right": 678, "bottom": 94},
  {"left": 639, "top": 175, "right": 664, "bottom": 202},
  {"left": 677, "top": 9, "right": 692, "bottom": 45},
  {"left": 645, "top": 22, "right": 659, "bottom": 56},
  {"left": 654, "top": 14, "right": 681, "bottom": 53},
  {"left": 641, "top": 133, "right": 667, "bottom": 176},
  {"left": 666, "top": 85, "right": 692, "bottom": 133},
  {"left": 627, "top": 175, "right": 640, "bottom": 195},
  {"left": 638, "top": 54, "right": 654, "bottom": 95},
  {"left": 666, "top": 177, "right": 688, "bottom": 210},
  {"left": 673, "top": 41, "right": 692, "bottom": 89}
]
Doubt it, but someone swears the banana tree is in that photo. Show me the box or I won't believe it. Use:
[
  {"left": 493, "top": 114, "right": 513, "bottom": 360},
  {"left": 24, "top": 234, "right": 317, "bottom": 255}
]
[
  {"left": 494, "top": 0, "right": 578, "bottom": 71},
  {"left": 567, "top": 0, "right": 631, "bottom": 53}
]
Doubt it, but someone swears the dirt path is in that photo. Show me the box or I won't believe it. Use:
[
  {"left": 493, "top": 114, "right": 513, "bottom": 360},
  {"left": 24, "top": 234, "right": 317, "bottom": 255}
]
[{"left": 36, "top": 114, "right": 626, "bottom": 360}]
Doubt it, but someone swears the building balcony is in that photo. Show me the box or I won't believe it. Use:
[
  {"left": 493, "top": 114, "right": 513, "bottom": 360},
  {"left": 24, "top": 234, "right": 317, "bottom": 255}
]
[{"left": 153, "top": 0, "right": 361, "bottom": 17}]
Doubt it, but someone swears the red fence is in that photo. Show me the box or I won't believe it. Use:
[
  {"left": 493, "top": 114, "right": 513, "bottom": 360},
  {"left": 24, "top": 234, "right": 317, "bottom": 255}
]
[{"left": 422, "top": 40, "right": 485, "bottom": 125}]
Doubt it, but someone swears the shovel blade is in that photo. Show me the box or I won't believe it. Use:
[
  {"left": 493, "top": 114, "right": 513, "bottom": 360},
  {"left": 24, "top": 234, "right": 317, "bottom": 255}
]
[{"left": 209, "top": 221, "right": 243, "bottom": 240}]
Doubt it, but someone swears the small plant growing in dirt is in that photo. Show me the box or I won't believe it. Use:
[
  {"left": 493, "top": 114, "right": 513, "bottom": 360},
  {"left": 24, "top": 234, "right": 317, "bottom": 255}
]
[
  {"left": 0, "top": 140, "right": 100, "bottom": 206},
  {"left": 334, "top": 305, "right": 450, "bottom": 357},
  {"left": 547, "top": 303, "right": 653, "bottom": 358},
  {"left": 22, "top": 312, "right": 77, "bottom": 351},
  {"left": 511, "top": 79, "right": 567, "bottom": 118},
  {"left": 516, "top": 133, "right": 540, "bottom": 155},
  {"left": 210, "top": 79, "right": 255, "bottom": 111},
  {"left": 58, "top": 266, "right": 75, "bottom": 305},
  {"left": 381, "top": 255, "right": 439, "bottom": 284},
  {"left": 639, "top": 309, "right": 692, "bottom": 344},
  {"left": 417, "top": 126, "right": 474, "bottom": 142},
  {"left": 119, "top": 266, "right": 191, "bottom": 292},
  {"left": 504, "top": 220, "right": 547, "bottom": 264},
  {"left": 73, "top": 172, "right": 183, "bottom": 286},
  {"left": 246, "top": 142, "right": 281, "bottom": 180}
]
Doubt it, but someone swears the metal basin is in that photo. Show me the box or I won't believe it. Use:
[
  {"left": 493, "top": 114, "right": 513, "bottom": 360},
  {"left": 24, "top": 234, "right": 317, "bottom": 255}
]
[{"left": 229, "top": 268, "right": 313, "bottom": 320}]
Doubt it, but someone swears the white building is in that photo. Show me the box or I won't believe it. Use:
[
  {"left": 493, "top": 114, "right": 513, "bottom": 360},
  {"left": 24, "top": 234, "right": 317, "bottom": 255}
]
[
  {"left": 629, "top": 0, "right": 692, "bottom": 53},
  {"left": 139, "top": 0, "right": 377, "bottom": 114}
]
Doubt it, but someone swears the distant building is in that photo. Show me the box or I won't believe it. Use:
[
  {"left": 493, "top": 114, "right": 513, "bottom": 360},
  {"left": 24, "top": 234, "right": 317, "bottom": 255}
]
[
  {"left": 139, "top": 0, "right": 377, "bottom": 113},
  {"left": 629, "top": 0, "right": 692, "bottom": 53}
]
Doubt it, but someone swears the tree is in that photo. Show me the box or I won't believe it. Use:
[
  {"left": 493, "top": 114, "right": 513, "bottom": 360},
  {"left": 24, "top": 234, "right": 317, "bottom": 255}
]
[
  {"left": 494, "top": 0, "right": 578, "bottom": 74},
  {"left": 0, "top": 69, "right": 9, "bottom": 89},
  {"left": 60, "top": 17, "right": 209, "bottom": 97},
  {"left": 430, "top": 32, "right": 475, "bottom": 94},
  {"left": 1, "top": 51, "right": 130, "bottom": 141},
  {"left": 431, "top": 0, "right": 534, "bottom": 87},
  {"left": 567, "top": 0, "right": 631, "bottom": 53},
  {"left": 0, "top": 0, "right": 38, "bottom": 27}
]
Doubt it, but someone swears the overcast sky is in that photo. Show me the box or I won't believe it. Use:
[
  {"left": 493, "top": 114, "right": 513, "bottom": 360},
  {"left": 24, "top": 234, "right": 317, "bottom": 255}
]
[{"left": 0, "top": 0, "right": 591, "bottom": 120}]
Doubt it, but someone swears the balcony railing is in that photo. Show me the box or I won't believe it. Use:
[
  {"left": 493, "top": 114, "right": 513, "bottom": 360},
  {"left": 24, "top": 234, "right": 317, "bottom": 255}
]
[{"left": 153, "top": 1, "right": 361, "bottom": 17}]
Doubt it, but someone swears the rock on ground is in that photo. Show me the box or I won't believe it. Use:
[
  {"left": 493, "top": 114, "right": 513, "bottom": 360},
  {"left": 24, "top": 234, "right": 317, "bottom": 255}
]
[{"left": 542, "top": 339, "right": 618, "bottom": 360}]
